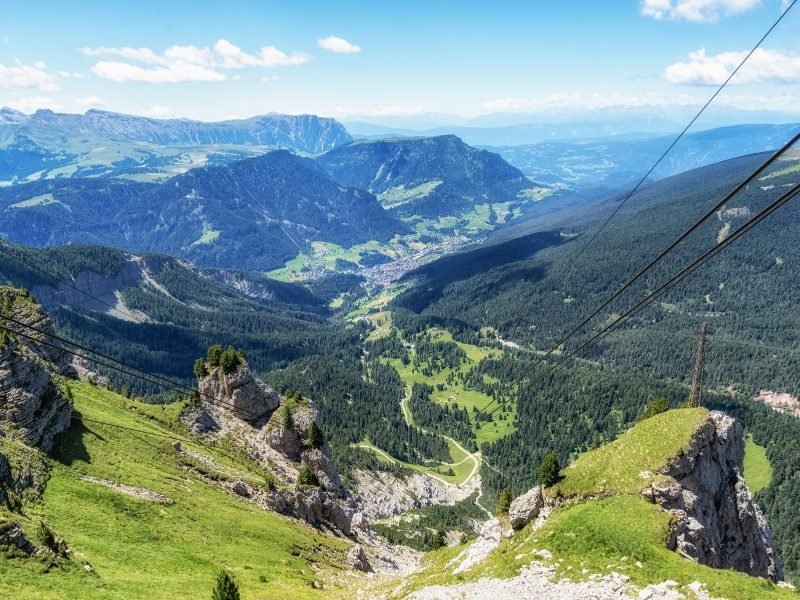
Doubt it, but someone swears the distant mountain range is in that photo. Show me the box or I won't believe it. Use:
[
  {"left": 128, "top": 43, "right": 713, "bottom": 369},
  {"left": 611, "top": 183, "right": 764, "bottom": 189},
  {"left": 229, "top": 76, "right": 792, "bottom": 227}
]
[
  {"left": 490, "top": 123, "right": 800, "bottom": 187},
  {"left": 316, "top": 135, "right": 538, "bottom": 217},
  {"left": 0, "top": 151, "right": 402, "bottom": 271},
  {"left": 343, "top": 105, "right": 800, "bottom": 144},
  {"left": 0, "top": 108, "right": 352, "bottom": 183}
]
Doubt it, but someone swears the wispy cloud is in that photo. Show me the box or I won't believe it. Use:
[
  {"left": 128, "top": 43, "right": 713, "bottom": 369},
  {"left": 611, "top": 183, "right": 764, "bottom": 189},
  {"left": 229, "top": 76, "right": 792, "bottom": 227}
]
[
  {"left": 81, "top": 39, "right": 309, "bottom": 83},
  {"left": 664, "top": 47, "right": 800, "bottom": 85},
  {"left": 317, "top": 36, "right": 361, "bottom": 54},
  {"left": 481, "top": 92, "right": 703, "bottom": 112},
  {"left": 640, "top": 0, "right": 762, "bottom": 22},
  {"left": 0, "top": 59, "right": 59, "bottom": 91}
]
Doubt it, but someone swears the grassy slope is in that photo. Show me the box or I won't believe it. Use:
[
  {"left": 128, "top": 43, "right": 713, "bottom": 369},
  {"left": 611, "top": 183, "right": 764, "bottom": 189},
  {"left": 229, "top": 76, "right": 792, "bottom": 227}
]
[
  {"left": 400, "top": 408, "right": 797, "bottom": 599},
  {"left": 0, "top": 382, "right": 353, "bottom": 600},
  {"left": 744, "top": 434, "right": 773, "bottom": 494},
  {"left": 554, "top": 408, "right": 708, "bottom": 497}
]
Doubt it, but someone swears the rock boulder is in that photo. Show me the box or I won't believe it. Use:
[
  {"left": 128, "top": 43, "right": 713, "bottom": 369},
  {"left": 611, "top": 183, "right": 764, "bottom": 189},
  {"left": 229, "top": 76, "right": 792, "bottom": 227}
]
[{"left": 509, "top": 486, "right": 544, "bottom": 530}]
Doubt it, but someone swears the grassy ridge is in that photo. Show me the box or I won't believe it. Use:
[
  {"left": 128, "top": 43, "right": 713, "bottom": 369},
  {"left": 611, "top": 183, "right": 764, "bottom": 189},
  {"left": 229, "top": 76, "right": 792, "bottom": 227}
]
[
  {"left": 554, "top": 408, "right": 708, "bottom": 497},
  {"left": 0, "top": 382, "right": 351, "bottom": 599}
]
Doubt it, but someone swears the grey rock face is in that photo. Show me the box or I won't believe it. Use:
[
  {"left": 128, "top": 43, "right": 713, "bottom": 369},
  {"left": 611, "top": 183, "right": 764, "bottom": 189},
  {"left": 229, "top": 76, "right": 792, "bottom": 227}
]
[
  {"left": 264, "top": 401, "right": 319, "bottom": 460},
  {"left": 648, "top": 411, "right": 783, "bottom": 581},
  {"left": 509, "top": 486, "right": 544, "bottom": 530},
  {"left": 301, "top": 448, "right": 345, "bottom": 498},
  {"left": 198, "top": 362, "right": 280, "bottom": 421},
  {"left": 0, "top": 288, "right": 73, "bottom": 452},
  {"left": 347, "top": 544, "right": 372, "bottom": 572}
]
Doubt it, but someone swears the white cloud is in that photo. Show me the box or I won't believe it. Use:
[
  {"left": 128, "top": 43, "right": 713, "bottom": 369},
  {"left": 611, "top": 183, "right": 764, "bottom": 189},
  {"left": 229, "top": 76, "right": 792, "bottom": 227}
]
[
  {"left": 144, "top": 105, "right": 172, "bottom": 118},
  {"left": 91, "top": 60, "right": 226, "bottom": 83},
  {"left": 664, "top": 47, "right": 800, "bottom": 85},
  {"left": 317, "top": 36, "right": 361, "bottom": 54},
  {"left": 82, "top": 39, "right": 309, "bottom": 83},
  {"left": 0, "top": 60, "right": 59, "bottom": 91},
  {"left": 6, "top": 96, "right": 62, "bottom": 113},
  {"left": 76, "top": 96, "right": 106, "bottom": 107},
  {"left": 641, "top": 0, "right": 762, "bottom": 22},
  {"left": 213, "top": 39, "right": 309, "bottom": 68}
]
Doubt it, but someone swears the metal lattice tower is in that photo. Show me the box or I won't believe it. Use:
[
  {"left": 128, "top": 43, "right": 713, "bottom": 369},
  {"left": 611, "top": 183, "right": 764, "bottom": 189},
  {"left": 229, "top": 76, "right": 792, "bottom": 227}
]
[{"left": 688, "top": 322, "right": 708, "bottom": 408}]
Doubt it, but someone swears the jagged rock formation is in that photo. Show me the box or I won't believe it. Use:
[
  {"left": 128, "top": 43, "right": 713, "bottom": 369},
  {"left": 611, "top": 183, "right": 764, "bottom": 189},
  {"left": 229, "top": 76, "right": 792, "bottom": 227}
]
[
  {"left": 0, "top": 286, "right": 73, "bottom": 451},
  {"left": 643, "top": 411, "right": 783, "bottom": 581},
  {"left": 197, "top": 361, "right": 280, "bottom": 421},
  {"left": 508, "top": 485, "right": 544, "bottom": 530},
  {"left": 184, "top": 378, "right": 369, "bottom": 539}
]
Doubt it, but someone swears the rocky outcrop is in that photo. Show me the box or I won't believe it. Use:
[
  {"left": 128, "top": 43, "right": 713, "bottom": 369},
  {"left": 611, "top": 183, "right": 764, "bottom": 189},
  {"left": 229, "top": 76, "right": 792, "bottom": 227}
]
[
  {"left": 0, "top": 287, "right": 73, "bottom": 452},
  {"left": 301, "top": 448, "right": 345, "bottom": 498},
  {"left": 0, "top": 520, "right": 35, "bottom": 554},
  {"left": 508, "top": 485, "right": 544, "bottom": 530},
  {"left": 197, "top": 362, "right": 280, "bottom": 421},
  {"left": 644, "top": 411, "right": 783, "bottom": 581},
  {"left": 183, "top": 386, "right": 369, "bottom": 540},
  {"left": 347, "top": 544, "right": 372, "bottom": 572}
]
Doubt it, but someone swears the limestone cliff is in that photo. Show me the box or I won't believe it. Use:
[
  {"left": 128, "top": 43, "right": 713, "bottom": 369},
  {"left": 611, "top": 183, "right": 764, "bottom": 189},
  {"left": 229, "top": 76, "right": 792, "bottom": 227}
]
[
  {"left": 185, "top": 371, "right": 368, "bottom": 539},
  {"left": 0, "top": 286, "right": 73, "bottom": 452},
  {"left": 644, "top": 410, "right": 783, "bottom": 581}
]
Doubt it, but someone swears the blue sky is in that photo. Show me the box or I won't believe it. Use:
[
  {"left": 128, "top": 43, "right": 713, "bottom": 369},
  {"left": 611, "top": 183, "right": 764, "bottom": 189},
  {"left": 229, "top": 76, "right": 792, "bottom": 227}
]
[{"left": 0, "top": 0, "right": 798, "bottom": 122}]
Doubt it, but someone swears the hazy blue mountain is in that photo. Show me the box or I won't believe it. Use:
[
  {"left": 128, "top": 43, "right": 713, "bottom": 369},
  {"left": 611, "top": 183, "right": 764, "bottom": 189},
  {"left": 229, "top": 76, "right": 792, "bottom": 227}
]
[
  {"left": 0, "top": 151, "right": 403, "bottom": 271},
  {"left": 0, "top": 108, "right": 352, "bottom": 184},
  {"left": 316, "top": 135, "right": 539, "bottom": 217},
  {"left": 490, "top": 123, "right": 799, "bottom": 187}
]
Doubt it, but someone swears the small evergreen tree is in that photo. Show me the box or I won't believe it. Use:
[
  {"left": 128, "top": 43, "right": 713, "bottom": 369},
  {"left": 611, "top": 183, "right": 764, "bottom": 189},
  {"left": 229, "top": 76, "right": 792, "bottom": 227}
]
[
  {"left": 207, "top": 345, "right": 224, "bottom": 367},
  {"left": 538, "top": 452, "right": 561, "bottom": 487},
  {"left": 281, "top": 405, "right": 294, "bottom": 429},
  {"left": 211, "top": 570, "right": 240, "bottom": 600},
  {"left": 432, "top": 529, "right": 446, "bottom": 549},
  {"left": 307, "top": 421, "right": 325, "bottom": 448},
  {"left": 298, "top": 466, "right": 319, "bottom": 486},
  {"left": 495, "top": 487, "right": 512, "bottom": 516},
  {"left": 219, "top": 346, "right": 242, "bottom": 374},
  {"left": 194, "top": 358, "right": 208, "bottom": 379},
  {"left": 642, "top": 398, "right": 670, "bottom": 420}
]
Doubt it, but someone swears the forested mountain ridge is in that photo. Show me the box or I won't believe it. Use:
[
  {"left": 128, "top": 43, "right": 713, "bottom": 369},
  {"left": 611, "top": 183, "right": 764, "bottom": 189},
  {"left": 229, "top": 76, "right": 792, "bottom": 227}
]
[
  {"left": 0, "top": 151, "right": 405, "bottom": 271},
  {"left": 316, "top": 135, "right": 541, "bottom": 217},
  {"left": 395, "top": 150, "right": 800, "bottom": 395},
  {"left": 0, "top": 108, "right": 352, "bottom": 183}
]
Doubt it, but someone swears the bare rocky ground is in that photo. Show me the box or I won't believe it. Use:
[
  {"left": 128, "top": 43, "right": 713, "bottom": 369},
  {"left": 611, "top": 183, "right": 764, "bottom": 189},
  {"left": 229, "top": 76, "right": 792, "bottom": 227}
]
[
  {"left": 79, "top": 475, "right": 172, "bottom": 503},
  {"left": 405, "top": 566, "right": 716, "bottom": 600}
]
